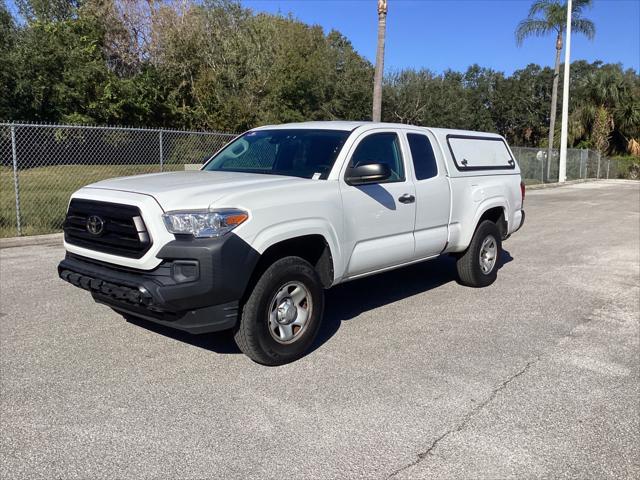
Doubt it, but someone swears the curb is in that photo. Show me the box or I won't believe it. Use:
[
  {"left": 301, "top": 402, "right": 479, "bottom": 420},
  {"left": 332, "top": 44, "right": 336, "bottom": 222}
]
[
  {"left": 526, "top": 179, "right": 637, "bottom": 190},
  {"left": 0, "top": 233, "right": 63, "bottom": 249},
  {"left": 525, "top": 179, "right": 598, "bottom": 190}
]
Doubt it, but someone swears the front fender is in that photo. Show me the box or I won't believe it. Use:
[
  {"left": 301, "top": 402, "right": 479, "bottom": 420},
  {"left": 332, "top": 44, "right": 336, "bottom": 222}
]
[{"left": 245, "top": 218, "right": 344, "bottom": 283}]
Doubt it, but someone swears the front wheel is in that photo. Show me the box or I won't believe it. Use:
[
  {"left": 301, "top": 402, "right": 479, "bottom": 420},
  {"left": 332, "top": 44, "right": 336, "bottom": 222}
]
[
  {"left": 456, "top": 220, "right": 502, "bottom": 288},
  {"left": 234, "top": 256, "right": 324, "bottom": 365}
]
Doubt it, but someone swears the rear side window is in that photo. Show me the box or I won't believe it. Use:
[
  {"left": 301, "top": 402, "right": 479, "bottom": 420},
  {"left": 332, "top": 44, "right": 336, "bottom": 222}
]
[
  {"left": 447, "top": 135, "right": 515, "bottom": 170},
  {"left": 350, "top": 132, "right": 405, "bottom": 182},
  {"left": 407, "top": 133, "right": 438, "bottom": 180}
]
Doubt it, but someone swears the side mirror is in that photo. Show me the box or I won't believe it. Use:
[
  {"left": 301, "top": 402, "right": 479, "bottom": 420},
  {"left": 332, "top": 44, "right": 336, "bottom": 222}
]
[{"left": 345, "top": 163, "right": 391, "bottom": 185}]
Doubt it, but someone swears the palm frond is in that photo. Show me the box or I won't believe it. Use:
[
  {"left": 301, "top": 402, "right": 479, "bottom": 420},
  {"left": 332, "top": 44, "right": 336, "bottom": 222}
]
[
  {"left": 528, "top": 0, "right": 555, "bottom": 17},
  {"left": 615, "top": 101, "right": 640, "bottom": 136},
  {"left": 571, "top": 18, "right": 595, "bottom": 40},
  {"left": 572, "top": 0, "right": 594, "bottom": 13},
  {"left": 515, "top": 19, "right": 553, "bottom": 46}
]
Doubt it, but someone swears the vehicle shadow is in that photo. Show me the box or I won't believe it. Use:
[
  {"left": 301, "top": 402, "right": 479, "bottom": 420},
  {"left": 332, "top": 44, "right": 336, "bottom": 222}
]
[
  {"left": 125, "top": 250, "right": 513, "bottom": 357},
  {"left": 125, "top": 314, "right": 243, "bottom": 353}
]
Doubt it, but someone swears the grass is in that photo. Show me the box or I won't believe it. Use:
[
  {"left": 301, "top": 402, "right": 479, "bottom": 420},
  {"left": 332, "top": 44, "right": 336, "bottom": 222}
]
[{"left": 0, "top": 164, "right": 182, "bottom": 238}]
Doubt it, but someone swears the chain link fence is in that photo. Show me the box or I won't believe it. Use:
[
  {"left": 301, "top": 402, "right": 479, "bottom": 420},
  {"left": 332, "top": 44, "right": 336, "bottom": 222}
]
[
  {"left": 0, "top": 122, "right": 236, "bottom": 237},
  {"left": 511, "top": 146, "right": 630, "bottom": 185},
  {"left": 0, "top": 122, "right": 636, "bottom": 238}
]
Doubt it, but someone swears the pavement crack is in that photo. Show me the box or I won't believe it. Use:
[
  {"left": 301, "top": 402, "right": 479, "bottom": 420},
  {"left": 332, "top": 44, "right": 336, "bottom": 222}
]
[
  {"left": 387, "top": 288, "right": 635, "bottom": 479},
  {"left": 387, "top": 357, "right": 541, "bottom": 479}
]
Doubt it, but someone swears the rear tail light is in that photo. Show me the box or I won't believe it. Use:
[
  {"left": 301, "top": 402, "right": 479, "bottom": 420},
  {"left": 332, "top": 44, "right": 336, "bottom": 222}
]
[{"left": 520, "top": 181, "right": 526, "bottom": 204}]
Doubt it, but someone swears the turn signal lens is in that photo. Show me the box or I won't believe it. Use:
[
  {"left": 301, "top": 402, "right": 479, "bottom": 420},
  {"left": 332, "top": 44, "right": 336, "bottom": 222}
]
[{"left": 225, "top": 213, "right": 249, "bottom": 226}]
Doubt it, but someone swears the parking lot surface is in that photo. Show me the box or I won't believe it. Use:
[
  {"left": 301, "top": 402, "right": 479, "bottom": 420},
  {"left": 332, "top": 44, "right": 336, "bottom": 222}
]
[{"left": 1, "top": 181, "right": 639, "bottom": 479}]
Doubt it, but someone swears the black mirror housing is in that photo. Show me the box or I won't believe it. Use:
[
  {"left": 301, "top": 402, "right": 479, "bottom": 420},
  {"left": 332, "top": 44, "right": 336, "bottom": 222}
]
[{"left": 345, "top": 163, "right": 391, "bottom": 185}]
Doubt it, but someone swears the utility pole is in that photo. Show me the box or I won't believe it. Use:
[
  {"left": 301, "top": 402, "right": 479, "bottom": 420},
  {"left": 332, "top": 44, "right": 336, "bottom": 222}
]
[
  {"left": 372, "top": 0, "right": 388, "bottom": 122},
  {"left": 558, "top": 0, "right": 572, "bottom": 183}
]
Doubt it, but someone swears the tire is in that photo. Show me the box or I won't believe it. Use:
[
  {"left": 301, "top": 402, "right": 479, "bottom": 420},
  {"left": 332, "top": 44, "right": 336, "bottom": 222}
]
[
  {"left": 234, "top": 256, "right": 324, "bottom": 365},
  {"left": 456, "top": 220, "right": 502, "bottom": 288}
]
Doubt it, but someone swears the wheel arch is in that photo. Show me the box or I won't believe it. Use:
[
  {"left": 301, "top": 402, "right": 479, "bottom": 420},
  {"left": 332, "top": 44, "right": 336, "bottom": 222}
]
[
  {"left": 241, "top": 233, "right": 337, "bottom": 304},
  {"left": 476, "top": 205, "right": 508, "bottom": 239},
  {"left": 453, "top": 201, "right": 508, "bottom": 252}
]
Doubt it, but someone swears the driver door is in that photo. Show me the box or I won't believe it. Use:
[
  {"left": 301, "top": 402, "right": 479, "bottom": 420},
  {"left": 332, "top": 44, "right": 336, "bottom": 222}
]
[{"left": 339, "top": 130, "right": 416, "bottom": 277}]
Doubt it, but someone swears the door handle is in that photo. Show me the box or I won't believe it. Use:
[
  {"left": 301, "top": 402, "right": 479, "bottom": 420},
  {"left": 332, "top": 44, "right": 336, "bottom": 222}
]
[{"left": 398, "top": 194, "right": 415, "bottom": 204}]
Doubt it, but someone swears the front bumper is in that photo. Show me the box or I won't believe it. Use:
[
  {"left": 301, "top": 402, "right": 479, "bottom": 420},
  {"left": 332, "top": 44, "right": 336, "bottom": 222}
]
[{"left": 58, "top": 234, "right": 260, "bottom": 334}]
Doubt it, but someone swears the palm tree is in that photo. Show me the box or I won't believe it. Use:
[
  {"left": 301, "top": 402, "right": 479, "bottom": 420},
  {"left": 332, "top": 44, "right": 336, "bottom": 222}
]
[
  {"left": 372, "top": 0, "right": 387, "bottom": 122},
  {"left": 569, "top": 66, "right": 640, "bottom": 156},
  {"left": 516, "top": 0, "right": 595, "bottom": 178}
]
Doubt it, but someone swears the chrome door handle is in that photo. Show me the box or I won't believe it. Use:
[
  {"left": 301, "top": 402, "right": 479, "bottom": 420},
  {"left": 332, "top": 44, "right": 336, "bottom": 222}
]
[{"left": 398, "top": 194, "right": 415, "bottom": 204}]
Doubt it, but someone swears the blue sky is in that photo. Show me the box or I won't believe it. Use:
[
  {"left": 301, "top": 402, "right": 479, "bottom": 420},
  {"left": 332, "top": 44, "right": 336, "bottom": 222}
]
[{"left": 243, "top": 0, "right": 640, "bottom": 74}]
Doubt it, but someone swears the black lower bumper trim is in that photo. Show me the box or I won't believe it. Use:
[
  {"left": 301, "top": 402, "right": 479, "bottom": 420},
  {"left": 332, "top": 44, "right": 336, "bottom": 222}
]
[
  {"left": 57, "top": 233, "right": 261, "bottom": 334},
  {"left": 60, "top": 268, "right": 153, "bottom": 305},
  {"left": 95, "top": 294, "right": 238, "bottom": 334},
  {"left": 59, "top": 263, "right": 238, "bottom": 333}
]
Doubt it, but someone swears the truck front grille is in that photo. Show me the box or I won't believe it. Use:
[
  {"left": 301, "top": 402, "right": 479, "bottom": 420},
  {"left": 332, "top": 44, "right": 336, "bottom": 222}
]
[{"left": 63, "top": 199, "right": 152, "bottom": 259}]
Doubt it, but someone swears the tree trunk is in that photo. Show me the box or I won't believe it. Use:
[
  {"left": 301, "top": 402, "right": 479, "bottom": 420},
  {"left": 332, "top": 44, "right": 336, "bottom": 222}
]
[
  {"left": 372, "top": 0, "right": 387, "bottom": 122},
  {"left": 546, "top": 32, "right": 563, "bottom": 181}
]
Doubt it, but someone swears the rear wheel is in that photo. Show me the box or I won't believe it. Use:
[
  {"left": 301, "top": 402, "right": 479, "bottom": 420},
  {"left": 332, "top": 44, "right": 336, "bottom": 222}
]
[
  {"left": 234, "top": 256, "right": 324, "bottom": 365},
  {"left": 456, "top": 220, "right": 502, "bottom": 287}
]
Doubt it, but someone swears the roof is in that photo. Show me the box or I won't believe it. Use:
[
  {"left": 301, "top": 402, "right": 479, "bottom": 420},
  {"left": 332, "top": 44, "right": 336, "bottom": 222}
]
[
  {"left": 252, "top": 121, "right": 369, "bottom": 132},
  {"left": 250, "top": 121, "right": 504, "bottom": 139}
]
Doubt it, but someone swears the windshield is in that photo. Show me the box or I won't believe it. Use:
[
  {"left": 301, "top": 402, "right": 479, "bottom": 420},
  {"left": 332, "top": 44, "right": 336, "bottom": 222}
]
[{"left": 203, "top": 129, "right": 350, "bottom": 179}]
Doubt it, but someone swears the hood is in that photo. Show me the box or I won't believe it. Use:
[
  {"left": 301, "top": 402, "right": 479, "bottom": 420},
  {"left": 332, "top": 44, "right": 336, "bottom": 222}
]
[{"left": 85, "top": 170, "right": 307, "bottom": 211}]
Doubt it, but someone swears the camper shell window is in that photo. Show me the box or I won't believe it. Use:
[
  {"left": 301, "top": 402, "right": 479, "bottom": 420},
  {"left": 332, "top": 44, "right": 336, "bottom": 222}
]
[{"left": 446, "top": 135, "right": 516, "bottom": 171}]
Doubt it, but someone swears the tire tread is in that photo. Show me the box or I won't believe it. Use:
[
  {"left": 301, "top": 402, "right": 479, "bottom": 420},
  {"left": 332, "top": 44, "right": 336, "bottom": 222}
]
[
  {"left": 456, "top": 220, "right": 502, "bottom": 288},
  {"left": 234, "top": 256, "right": 323, "bottom": 365}
]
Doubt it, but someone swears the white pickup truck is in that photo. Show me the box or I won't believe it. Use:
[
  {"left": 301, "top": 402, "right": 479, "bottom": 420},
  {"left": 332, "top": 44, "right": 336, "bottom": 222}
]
[{"left": 59, "top": 121, "right": 525, "bottom": 365}]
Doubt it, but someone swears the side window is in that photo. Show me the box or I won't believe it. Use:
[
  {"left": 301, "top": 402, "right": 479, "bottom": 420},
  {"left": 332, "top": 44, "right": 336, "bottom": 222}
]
[
  {"left": 349, "top": 132, "right": 405, "bottom": 182},
  {"left": 407, "top": 133, "right": 438, "bottom": 180}
]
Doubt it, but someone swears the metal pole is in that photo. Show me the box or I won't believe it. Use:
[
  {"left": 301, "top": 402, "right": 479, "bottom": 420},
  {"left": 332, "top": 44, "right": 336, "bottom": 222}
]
[
  {"left": 606, "top": 159, "right": 610, "bottom": 179},
  {"left": 10, "top": 125, "right": 22, "bottom": 236},
  {"left": 596, "top": 151, "right": 601, "bottom": 179},
  {"left": 541, "top": 154, "right": 545, "bottom": 184},
  {"left": 159, "top": 130, "right": 164, "bottom": 172},
  {"left": 558, "top": 0, "right": 572, "bottom": 183}
]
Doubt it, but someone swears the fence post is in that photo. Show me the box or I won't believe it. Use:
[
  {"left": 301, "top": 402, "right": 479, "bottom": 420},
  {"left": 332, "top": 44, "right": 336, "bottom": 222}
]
[
  {"left": 159, "top": 130, "right": 164, "bottom": 172},
  {"left": 579, "top": 149, "right": 585, "bottom": 179},
  {"left": 596, "top": 151, "right": 601, "bottom": 179},
  {"left": 10, "top": 125, "right": 22, "bottom": 236},
  {"left": 606, "top": 159, "right": 610, "bottom": 179}
]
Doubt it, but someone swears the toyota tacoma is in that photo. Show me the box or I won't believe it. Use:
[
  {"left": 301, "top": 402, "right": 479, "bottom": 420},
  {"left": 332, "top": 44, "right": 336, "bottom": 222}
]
[{"left": 58, "top": 122, "right": 525, "bottom": 365}]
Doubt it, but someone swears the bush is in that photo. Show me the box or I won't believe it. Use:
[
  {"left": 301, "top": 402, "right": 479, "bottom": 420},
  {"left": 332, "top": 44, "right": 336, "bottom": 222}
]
[{"left": 608, "top": 156, "right": 640, "bottom": 180}]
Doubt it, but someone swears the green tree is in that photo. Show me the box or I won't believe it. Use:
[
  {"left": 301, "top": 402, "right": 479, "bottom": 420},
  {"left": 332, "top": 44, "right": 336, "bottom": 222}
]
[
  {"left": 15, "top": 0, "right": 79, "bottom": 21},
  {"left": 492, "top": 64, "right": 555, "bottom": 147},
  {"left": 324, "top": 30, "right": 373, "bottom": 121},
  {"left": 10, "top": 13, "right": 110, "bottom": 122},
  {"left": 463, "top": 65, "right": 502, "bottom": 132},
  {"left": 516, "top": 0, "right": 595, "bottom": 175},
  {"left": 382, "top": 69, "right": 476, "bottom": 130},
  {"left": 570, "top": 64, "right": 640, "bottom": 155},
  {"left": 0, "top": 0, "right": 17, "bottom": 120}
]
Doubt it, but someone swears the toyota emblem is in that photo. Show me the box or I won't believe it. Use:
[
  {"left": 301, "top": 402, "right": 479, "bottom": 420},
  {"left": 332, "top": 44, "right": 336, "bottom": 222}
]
[{"left": 86, "top": 215, "right": 105, "bottom": 236}]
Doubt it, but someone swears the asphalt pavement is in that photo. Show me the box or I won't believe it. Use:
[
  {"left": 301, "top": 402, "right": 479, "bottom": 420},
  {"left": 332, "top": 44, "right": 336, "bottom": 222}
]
[{"left": 1, "top": 180, "right": 638, "bottom": 479}]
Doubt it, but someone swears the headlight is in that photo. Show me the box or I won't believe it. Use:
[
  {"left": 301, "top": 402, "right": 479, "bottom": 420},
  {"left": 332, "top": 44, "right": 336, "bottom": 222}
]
[{"left": 162, "top": 209, "right": 248, "bottom": 238}]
